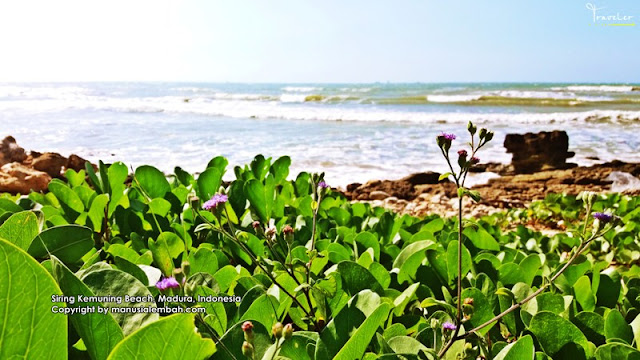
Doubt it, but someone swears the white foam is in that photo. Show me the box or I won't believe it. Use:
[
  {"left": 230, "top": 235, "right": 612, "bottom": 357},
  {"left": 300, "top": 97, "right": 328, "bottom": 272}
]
[
  {"left": 426, "top": 94, "right": 482, "bottom": 102},
  {"left": 282, "top": 86, "right": 322, "bottom": 92},
  {"left": 562, "top": 85, "right": 634, "bottom": 92}
]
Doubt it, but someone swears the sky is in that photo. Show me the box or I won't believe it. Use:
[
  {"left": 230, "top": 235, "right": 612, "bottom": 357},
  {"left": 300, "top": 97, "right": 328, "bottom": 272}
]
[{"left": 0, "top": 0, "right": 638, "bottom": 83}]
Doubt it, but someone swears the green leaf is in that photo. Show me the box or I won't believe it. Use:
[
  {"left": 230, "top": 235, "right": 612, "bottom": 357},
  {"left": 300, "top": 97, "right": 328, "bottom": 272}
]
[
  {"left": 447, "top": 240, "right": 472, "bottom": 283},
  {"left": 107, "top": 314, "right": 215, "bottom": 360},
  {"left": 188, "top": 247, "right": 219, "bottom": 275},
  {"left": 148, "top": 198, "right": 172, "bottom": 217},
  {"left": 51, "top": 256, "right": 123, "bottom": 360},
  {"left": 392, "top": 240, "right": 437, "bottom": 284},
  {"left": 239, "top": 294, "right": 279, "bottom": 330},
  {"left": 279, "top": 333, "right": 318, "bottom": 360},
  {"left": 594, "top": 343, "right": 640, "bottom": 360},
  {"left": 337, "top": 261, "right": 384, "bottom": 296},
  {"left": 49, "top": 178, "right": 85, "bottom": 213},
  {"left": 244, "top": 179, "right": 273, "bottom": 223},
  {"left": 387, "top": 336, "right": 430, "bottom": 355},
  {"left": 494, "top": 335, "right": 535, "bottom": 360},
  {"left": 82, "top": 269, "right": 159, "bottom": 335},
  {"left": 88, "top": 194, "right": 109, "bottom": 232},
  {"left": 28, "top": 224, "right": 94, "bottom": 264},
  {"left": 134, "top": 165, "right": 170, "bottom": 199},
  {"left": 270, "top": 155, "right": 291, "bottom": 184},
  {"left": 197, "top": 167, "right": 223, "bottom": 202},
  {"left": 573, "top": 312, "right": 605, "bottom": 345},
  {"left": 463, "top": 227, "right": 500, "bottom": 251},
  {"left": 393, "top": 283, "right": 420, "bottom": 316},
  {"left": 529, "top": 311, "right": 591, "bottom": 357},
  {"left": 149, "top": 232, "right": 185, "bottom": 276},
  {"left": 0, "top": 211, "right": 39, "bottom": 250},
  {"left": 206, "top": 156, "right": 228, "bottom": 173},
  {"left": 574, "top": 276, "right": 596, "bottom": 312},
  {"left": 333, "top": 303, "right": 391, "bottom": 360},
  {"left": 194, "top": 287, "right": 227, "bottom": 336},
  {"left": 438, "top": 172, "right": 451, "bottom": 181},
  {"left": 461, "top": 288, "right": 495, "bottom": 335},
  {"left": 605, "top": 309, "right": 633, "bottom": 344},
  {"left": 218, "top": 321, "right": 272, "bottom": 360},
  {"left": 0, "top": 238, "right": 67, "bottom": 360}
]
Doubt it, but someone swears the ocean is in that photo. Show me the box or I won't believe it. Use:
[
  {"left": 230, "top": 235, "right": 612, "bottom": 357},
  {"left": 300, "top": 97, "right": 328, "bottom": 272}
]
[{"left": 1, "top": 82, "right": 639, "bottom": 187}]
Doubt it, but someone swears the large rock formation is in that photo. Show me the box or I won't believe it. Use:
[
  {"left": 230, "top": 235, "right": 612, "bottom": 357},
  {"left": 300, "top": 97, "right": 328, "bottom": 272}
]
[
  {"left": 504, "top": 130, "right": 576, "bottom": 174},
  {"left": 0, "top": 136, "right": 93, "bottom": 194},
  {"left": 344, "top": 171, "right": 448, "bottom": 201}
]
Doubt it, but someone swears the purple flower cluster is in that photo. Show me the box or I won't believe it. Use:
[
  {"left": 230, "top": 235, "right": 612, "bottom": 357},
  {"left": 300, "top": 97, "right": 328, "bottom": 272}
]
[
  {"left": 593, "top": 212, "right": 613, "bottom": 223},
  {"left": 203, "top": 194, "right": 228, "bottom": 211},
  {"left": 155, "top": 277, "right": 180, "bottom": 291},
  {"left": 440, "top": 132, "right": 456, "bottom": 141},
  {"left": 318, "top": 181, "right": 329, "bottom": 189},
  {"left": 442, "top": 321, "right": 456, "bottom": 331}
]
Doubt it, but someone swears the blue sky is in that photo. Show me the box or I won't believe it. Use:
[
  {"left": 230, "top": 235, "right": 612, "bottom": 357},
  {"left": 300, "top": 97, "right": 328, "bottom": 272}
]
[{"left": 0, "top": 0, "right": 638, "bottom": 82}]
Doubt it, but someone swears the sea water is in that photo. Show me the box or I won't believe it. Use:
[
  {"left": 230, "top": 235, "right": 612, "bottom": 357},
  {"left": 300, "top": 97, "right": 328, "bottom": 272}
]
[{"left": 0, "top": 82, "right": 639, "bottom": 186}]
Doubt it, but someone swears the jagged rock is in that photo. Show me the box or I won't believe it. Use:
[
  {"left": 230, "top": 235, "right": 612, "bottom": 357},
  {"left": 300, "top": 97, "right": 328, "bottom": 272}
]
[
  {"left": 67, "top": 154, "right": 91, "bottom": 172},
  {"left": 369, "top": 191, "right": 391, "bottom": 200},
  {"left": 504, "top": 130, "right": 576, "bottom": 174},
  {"left": 0, "top": 162, "right": 51, "bottom": 194},
  {"left": 31, "top": 152, "right": 67, "bottom": 178},
  {"left": 344, "top": 171, "right": 447, "bottom": 200},
  {"left": 0, "top": 136, "right": 27, "bottom": 166}
]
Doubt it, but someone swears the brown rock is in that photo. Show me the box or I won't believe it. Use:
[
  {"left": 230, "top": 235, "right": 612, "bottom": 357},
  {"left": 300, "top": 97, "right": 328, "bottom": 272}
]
[
  {"left": 344, "top": 171, "right": 448, "bottom": 201},
  {"left": 0, "top": 136, "right": 27, "bottom": 166},
  {"left": 504, "top": 130, "right": 576, "bottom": 174},
  {"left": 369, "top": 190, "right": 391, "bottom": 200},
  {"left": 0, "top": 162, "right": 51, "bottom": 194},
  {"left": 31, "top": 152, "right": 68, "bottom": 178},
  {"left": 67, "top": 154, "right": 91, "bottom": 172}
]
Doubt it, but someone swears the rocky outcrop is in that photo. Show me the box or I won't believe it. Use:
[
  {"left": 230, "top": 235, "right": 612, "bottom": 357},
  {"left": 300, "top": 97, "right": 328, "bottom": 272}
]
[
  {"left": 504, "top": 130, "right": 576, "bottom": 174},
  {"left": 0, "top": 136, "right": 94, "bottom": 194},
  {"left": 344, "top": 172, "right": 448, "bottom": 201},
  {"left": 0, "top": 163, "right": 51, "bottom": 194}
]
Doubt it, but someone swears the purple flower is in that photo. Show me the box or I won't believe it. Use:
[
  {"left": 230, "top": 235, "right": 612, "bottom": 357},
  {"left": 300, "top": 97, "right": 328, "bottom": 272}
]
[
  {"left": 318, "top": 181, "right": 329, "bottom": 189},
  {"left": 440, "top": 132, "right": 456, "bottom": 141},
  {"left": 155, "top": 277, "right": 180, "bottom": 291},
  {"left": 593, "top": 212, "right": 613, "bottom": 223},
  {"left": 442, "top": 322, "right": 456, "bottom": 331},
  {"left": 203, "top": 193, "right": 228, "bottom": 211},
  {"left": 457, "top": 149, "right": 467, "bottom": 157},
  {"left": 470, "top": 157, "right": 480, "bottom": 165}
]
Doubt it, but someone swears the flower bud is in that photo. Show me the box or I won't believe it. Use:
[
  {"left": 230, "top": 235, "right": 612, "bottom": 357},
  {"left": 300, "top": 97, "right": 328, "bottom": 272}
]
[
  {"left": 181, "top": 261, "right": 191, "bottom": 277},
  {"left": 283, "top": 323, "right": 293, "bottom": 340},
  {"left": 272, "top": 322, "right": 284, "bottom": 338},
  {"left": 282, "top": 225, "right": 294, "bottom": 244},
  {"left": 457, "top": 149, "right": 468, "bottom": 168},
  {"left": 485, "top": 131, "right": 494, "bottom": 142},
  {"left": 467, "top": 121, "right": 477, "bottom": 135},
  {"left": 242, "top": 321, "right": 254, "bottom": 342},
  {"left": 470, "top": 157, "right": 480, "bottom": 165},
  {"left": 265, "top": 226, "right": 276, "bottom": 242},
  {"left": 479, "top": 128, "right": 488, "bottom": 140},
  {"left": 430, "top": 318, "right": 440, "bottom": 329},
  {"left": 242, "top": 341, "right": 254, "bottom": 358},
  {"left": 171, "top": 269, "right": 185, "bottom": 285}
]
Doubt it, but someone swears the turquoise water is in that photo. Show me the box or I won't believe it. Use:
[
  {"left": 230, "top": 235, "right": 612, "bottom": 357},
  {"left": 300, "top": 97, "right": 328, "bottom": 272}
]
[{"left": 1, "top": 82, "right": 639, "bottom": 186}]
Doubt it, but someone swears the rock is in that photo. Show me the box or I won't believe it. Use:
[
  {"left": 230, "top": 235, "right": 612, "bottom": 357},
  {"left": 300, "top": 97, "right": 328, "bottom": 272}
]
[
  {"left": 0, "top": 162, "right": 51, "bottom": 194},
  {"left": 344, "top": 172, "right": 448, "bottom": 201},
  {"left": 369, "top": 190, "right": 391, "bottom": 200},
  {"left": 0, "top": 136, "right": 27, "bottom": 166},
  {"left": 31, "top": 152, "right": 68, "bottom": 178},
  {"left": 504, "top": 130, "right": 576, "bottom": 174},
  {"left": 67, "top": 154, "right": 91, "bottom": 172},
  {"left": 400, "top": 172, "right": 442, "bottom": 185}
]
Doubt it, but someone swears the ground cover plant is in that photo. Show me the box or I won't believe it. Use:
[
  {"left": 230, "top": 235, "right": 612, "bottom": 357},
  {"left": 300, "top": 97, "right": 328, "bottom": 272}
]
[{"left": 0, "top": 123, "right": 639, "bottom": 359}]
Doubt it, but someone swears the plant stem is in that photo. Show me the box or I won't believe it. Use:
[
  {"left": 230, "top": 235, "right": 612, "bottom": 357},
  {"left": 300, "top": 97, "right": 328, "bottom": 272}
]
[{"left": 195, "top": 313, "right": 238, "bottom": 360}]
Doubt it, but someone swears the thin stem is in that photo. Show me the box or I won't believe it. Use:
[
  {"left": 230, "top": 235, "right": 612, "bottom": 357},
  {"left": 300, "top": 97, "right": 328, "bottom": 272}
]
[{"left": 195, "top": 313, "right": 238, "bottom": 360}]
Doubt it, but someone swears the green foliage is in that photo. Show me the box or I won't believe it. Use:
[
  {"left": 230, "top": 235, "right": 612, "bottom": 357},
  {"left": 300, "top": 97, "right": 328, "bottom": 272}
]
[{"left": 0, "top": 153, "right": 638, "bottom": 359}]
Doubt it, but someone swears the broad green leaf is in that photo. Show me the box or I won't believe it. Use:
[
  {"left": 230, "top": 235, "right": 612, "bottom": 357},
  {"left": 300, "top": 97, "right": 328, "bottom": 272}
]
[
  {"left": 28, "top": 224, "right": 94, "bottom": 264},
  {"left": 279, "top": 333, "right": 318, "bottom": 360},
  {"left": 218, "top": 321, "right": 272, "bottom": 360},
  {"left": 573, "top": 312, "right": 605, "bottom": 345},
  {"left": 148, "top": 198, "right": 172, "bottom": 217},
  {"left": 0, "top": 211, "right": 38, "bottom": 250},
  {"left": 393, "top": 283, "right": 420, "bottom": 316},
  {"left": 337, "top": 261, "right": 384, "bottom": 296},
  {"left": 461, "top": 288, "right": 495, "bottom": 335},
  {"left": 244, "top": 179, "right": 272, "bottom": 223},
  {"left": 463, "top": 227, "right": 500, "bottom": 251},
  {"left": 447, "top": 240, "right": 472, "bottom": 283},
  {"left": 149, "top": 232, "right": 185, "bottom": 276},
  {"left": 239, "top": 294, "right": 279, "bottom": 330},
  {"left": 134, "top": 165, "right": 170, "bottom": 199},
  {"left": 494, "top": 335, "right": 535, "bottom": 360},
  {"left": 195, "top": 287, "right": 227, "bottom": 336},
  {"left": 270, "top": 155, "right": 291, "bottom": 184},
  {"left": 197, "top": 167, "right": 223, "bottom": 202},
  {"left": 574, "top": 276, "right": 596, "bottom": 312},
  {"left": 387, "top": 336, "right": 430, "bottom": 355},
  {"left": 51, "top": 256, "right": 123, "bottom": 360},
  {"left": 107, "top": 314, "right": 215, "bottom": 360},
  {"left": 605, "top": 309, "right": 633, "bottom": 344},
  {"left": 0, "top": 238, "right": 67, "bottom": 360},
  {"left": 82, "top": 269, "right": 159, "bottom": 335},
  {"left": 529, "top": 311, "right": 590, "bottom": 357},
  {"left": 88, "top": 194, "right": 109, "bottom": 232},
  {"left": 392, "top": 240, "right": 436, "bottom": 284},
  {"left": 594, "top": 343, "right": 640, "bottom": 360},
  {"left": 49, "top": 178, "right": 85, "bottom": 213},
  {"left": 333, "top": 303, "right": 391, "bottom": 360},
  {"left": 188, "top": 247, "right": 219, "bottom": 275}
]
